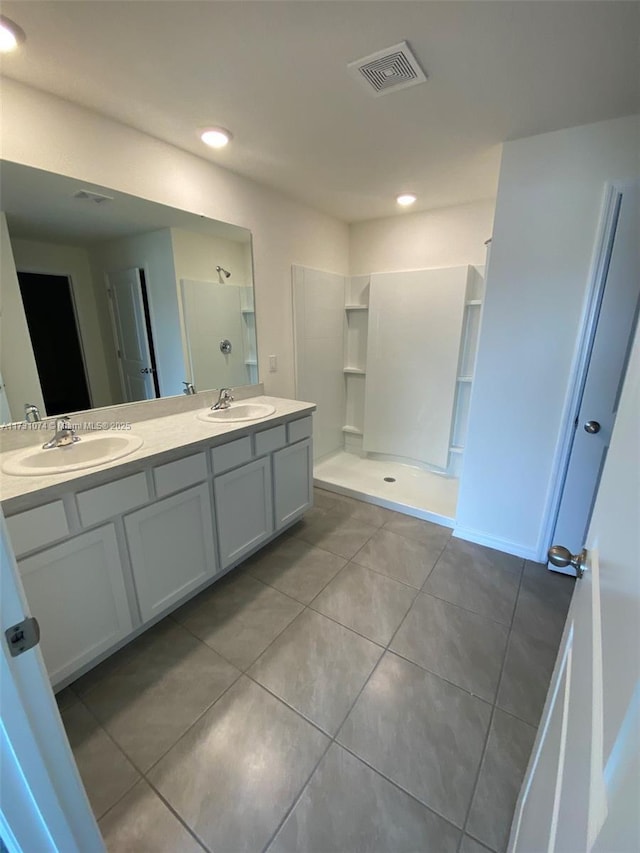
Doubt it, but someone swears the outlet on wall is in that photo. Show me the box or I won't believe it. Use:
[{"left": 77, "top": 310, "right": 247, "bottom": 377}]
[{"left": 269, "top": 354, "right": 278, "bottom": 372}]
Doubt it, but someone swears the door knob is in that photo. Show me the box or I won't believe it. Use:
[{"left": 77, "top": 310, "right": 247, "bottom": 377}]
[
  {"left": 548, "top": 545, "right": 586, "bottom": 578},
  {"left": 584, "top": 420, "right": 601, "bottom": 434}
]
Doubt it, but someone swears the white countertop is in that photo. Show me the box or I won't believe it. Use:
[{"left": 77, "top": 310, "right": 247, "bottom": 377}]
[{"left": 0, "top": 396, "right": 315, "bottom": 512}]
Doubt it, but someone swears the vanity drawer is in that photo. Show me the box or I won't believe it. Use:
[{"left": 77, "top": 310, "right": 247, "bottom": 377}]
[
  {"left": 287, "top": 416, "right": 313, "bottom": 444},
  {"left": 211, "top": 436, "right": 252, "bottom": 474},
  {"left": 77, "top": 472, "right": 149, "bottom": 527},
  {"left": 6, "top": 501, "right": 69, "bottom": 557},
  {"left": 154, "top": 452, "right": 207, "bottom": 498},
  {"left": 254, "top": 425, "right": 287, "bottom": 455}
]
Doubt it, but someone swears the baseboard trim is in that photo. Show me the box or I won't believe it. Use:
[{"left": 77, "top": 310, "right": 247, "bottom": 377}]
[{"left": 452, "top": 526, "right": 538, "bottom": 561}]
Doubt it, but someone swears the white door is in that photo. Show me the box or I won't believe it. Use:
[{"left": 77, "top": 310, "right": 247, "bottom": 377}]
[
  {"left": 551, "top": 181, "right": 639, "bottom": 569},
  {"left": 106, "top": 268, "right": 156, "bottom": 402},
  {"left": 0, "top": 512, "right": 104, "bottom": 852},
  {"left": 510, "top": 322, "right": 640, "bottom": 850}
]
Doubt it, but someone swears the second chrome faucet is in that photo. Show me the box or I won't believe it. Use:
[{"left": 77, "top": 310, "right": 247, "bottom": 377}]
[
  {"left": 42, "top": 417, "right": 81, "bottom": 449},
  {"left": 211, "top": 388, "right": 234, "bottom": 410}
]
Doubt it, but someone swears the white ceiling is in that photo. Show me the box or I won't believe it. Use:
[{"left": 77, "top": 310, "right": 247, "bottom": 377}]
[
  {"left": 1, "top": 1, "right": 638, "bottom": 223},
  {"left": 1, "top": 161, "right": 252, "bottom": 245}
]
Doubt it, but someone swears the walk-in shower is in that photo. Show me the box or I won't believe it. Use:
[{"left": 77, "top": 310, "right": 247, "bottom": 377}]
[{"left": 292, "top": 262, "right": 485, "bottom": 525}]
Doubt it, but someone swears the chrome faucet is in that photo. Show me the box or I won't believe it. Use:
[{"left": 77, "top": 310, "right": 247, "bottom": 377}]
[
  {"left": 24, "top": 403, "right": 41, "bottom": 423},
  {"left": 42, "top": 417, "right": 80, "bottom": 449},
  {"left": 212, "top": 388, "right": 234, "bottom": 410},
  {"left": 182, "top": 381, "right": 196, "bottom": 396}
]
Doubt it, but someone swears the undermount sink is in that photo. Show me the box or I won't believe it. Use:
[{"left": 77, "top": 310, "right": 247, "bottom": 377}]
[
  {"left": 197, "top": 402, "right": 276, "bottom": 423},
  {"left": 1, "top": 432, "right": 144, "bottom": 476}
]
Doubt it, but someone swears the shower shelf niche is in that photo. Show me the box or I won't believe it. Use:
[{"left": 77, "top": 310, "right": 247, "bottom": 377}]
[
  {"left": 339, "top": 266, "right": 484, "bottom": 477},
  {"left": 343, "top": 276, "right": 369, "bottom": 444}
]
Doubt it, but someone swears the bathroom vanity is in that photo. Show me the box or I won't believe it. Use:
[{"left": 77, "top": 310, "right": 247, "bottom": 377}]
[{"left": 1, "top": 397, "right": 314, "bottom": 689}]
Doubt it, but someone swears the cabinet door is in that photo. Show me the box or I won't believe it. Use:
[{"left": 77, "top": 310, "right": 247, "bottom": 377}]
[
  {"left": 273, "top": 438, "right": 313, "bottom": 530},
  {"left": 18, "top": 525, "right": 132, "bottom": 686},
  {"left": 214, "top": 457, "right": 273, "bottom": 569},
  {"left": 125, "top": 483, "right": 218, "bottom": 623}
]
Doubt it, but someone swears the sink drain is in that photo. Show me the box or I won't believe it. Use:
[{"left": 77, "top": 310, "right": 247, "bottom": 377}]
[{"left": 383, "top": 476, "right": 396, "bottom": 483}]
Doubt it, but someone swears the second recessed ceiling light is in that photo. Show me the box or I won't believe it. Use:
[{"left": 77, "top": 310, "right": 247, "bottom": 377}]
[{"left": 201, "top": 128, "right": 232, "bottom": 149}]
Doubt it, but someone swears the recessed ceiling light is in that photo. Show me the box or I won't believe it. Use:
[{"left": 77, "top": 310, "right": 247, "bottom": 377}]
[
  {"left": 0, "top": 16, "right": 26, "bottom": 52},
  {"left": 200, "top": 128, "right": 232, "bottom": 149},
  {"left": 396, "top": 193, "right": 417, "bottom": 207}
]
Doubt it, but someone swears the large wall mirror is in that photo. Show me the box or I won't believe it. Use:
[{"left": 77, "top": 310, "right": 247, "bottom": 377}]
[{"left": 0, "top": 161, "right": 257, "bottom": 423}]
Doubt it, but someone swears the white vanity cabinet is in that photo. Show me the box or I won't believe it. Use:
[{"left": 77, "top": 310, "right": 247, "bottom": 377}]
[
  {"left": 124, "top": 482, "right": 218, "bottom": 623},
  {"left": 273, "top": 438, "right": 313, "bottom": 530},
  {"left": 214, "top": 456, "right": 273, "bottom": 569},
  {"left": 4, "top": 404, "right": 315, "bottom": 688},
  {"left": 17, "top": 525, "right": 132, "bottom": 684}
]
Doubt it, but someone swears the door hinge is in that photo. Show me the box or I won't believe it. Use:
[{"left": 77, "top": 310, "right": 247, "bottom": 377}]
[
  {"left": 5, "top": 616, "right": 40, "bottom": 657},
  {"left": 117, "top": 349, "right": 122, "bottom": 359},
  {"left": 107, "top": 288, "right": 113, "bottom": 298}
]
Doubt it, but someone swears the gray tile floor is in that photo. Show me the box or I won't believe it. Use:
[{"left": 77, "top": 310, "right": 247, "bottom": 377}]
[{"left": 58, "top": 488, "right": 574, "bottom": 853}]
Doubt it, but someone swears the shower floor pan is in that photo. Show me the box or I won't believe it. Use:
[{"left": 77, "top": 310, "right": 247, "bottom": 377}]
[{"left": 313, "top": 451, "right": 458, "bottom": 527}]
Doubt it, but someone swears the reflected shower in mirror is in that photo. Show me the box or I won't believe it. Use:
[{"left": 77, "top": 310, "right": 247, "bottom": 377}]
[{"left": 0, "top": 161, "right": 256, "bottom": 423}]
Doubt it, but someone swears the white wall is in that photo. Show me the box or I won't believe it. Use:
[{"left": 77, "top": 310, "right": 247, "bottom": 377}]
[
  {"left": 10, "top": 237, "right": 113, "bottom": 407},
  {"left": 349, "top": 199, "right": 495, "bottom": 275},
  {"left": 170, "top": 228, "right": 251, "bottom": 286},
  {"left": 90, "top": 229, "right": 184, "bottom": 398},
  {"left": 0, "top": 79, "right": 349, "bottom": 399},
  {"left": 0, "top": 214, "right": 45, "bottom": 420},
  {"left": 292, "top": 266, "right": 346, "bottom": 460},
  {"left": 456, "top": 115, "right": 640, "bottom": 559}
]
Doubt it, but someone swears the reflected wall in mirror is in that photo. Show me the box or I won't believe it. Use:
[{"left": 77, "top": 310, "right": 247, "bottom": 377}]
[{"left": 0, "top": 161, "right": 256, "bottom": 423}]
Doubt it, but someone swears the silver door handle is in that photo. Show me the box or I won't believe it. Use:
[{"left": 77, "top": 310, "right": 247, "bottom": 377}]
[
  {"left": 548, "top": 545, "right": 586, "bottom": 578},
  {"left": 584, "top": 421, "right": 601, "bottom": 434}
]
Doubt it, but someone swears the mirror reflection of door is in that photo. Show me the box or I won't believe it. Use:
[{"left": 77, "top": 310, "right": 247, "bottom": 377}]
[
  {"left": 106, "top": 268, "right": 160, "bottom": 403},
  {"left": 16, "top": 271, "right": 91, "bottom": 415}
]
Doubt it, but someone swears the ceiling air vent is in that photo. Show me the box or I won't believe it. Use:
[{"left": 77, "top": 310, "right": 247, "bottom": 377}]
[
  {"left": 348, "top": 41, "right": 427, "bottom": 97},
  {"left": 73, "top": 189, "right": 114, "bottom": 204}
]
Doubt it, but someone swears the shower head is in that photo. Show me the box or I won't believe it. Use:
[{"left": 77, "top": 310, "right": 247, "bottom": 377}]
[{"left": 216, "top": 265, "right": 231, "bottom": 279}]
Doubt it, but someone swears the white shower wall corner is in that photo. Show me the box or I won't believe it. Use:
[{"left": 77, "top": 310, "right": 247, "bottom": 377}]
[{"left": 292, "top": 263, "right": 485, "bottom": 522}]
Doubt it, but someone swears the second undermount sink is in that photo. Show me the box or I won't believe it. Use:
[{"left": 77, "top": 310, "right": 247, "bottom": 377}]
[
  {"left": 197, "top": 402, "right": 276, "bottom": 424},
  {"left": 1, "top": 432, "right": 144, "bottom": 476}
]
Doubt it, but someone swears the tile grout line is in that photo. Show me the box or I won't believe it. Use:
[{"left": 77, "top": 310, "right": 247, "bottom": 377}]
[
  {"left": 76, "top": 670, "right": 243, "bottom": 849},
  {"left": 258, "top": 530, "right": 467, "bottom": 850},
  {"left": 457, "top": 558, "right": 527, "bottom": 853},
  {"left": 69, "top": 696, "right": 144, "bottom": 822},
  {"left": 257, "top": 510, "right": 452, "bottom": 850},
  {"left": 259, "top": 644, "right": 392, "bottom": 852},
  {"left": 335, "top": 739, "right": 466, "bottom": 835}
]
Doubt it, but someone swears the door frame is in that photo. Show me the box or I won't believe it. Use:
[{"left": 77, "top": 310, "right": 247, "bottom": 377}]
[
  {"left": 538, "top": 180, "right": 638, "bottom": 562},
  {"left": 0, "top": 511, "right": 104, "bottom": 852},
  {"left": 104, "top": 266, "right": 159, "bottom": 402}
]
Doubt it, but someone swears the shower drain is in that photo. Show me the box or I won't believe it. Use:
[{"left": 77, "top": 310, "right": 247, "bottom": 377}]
[{"left": 383, "top": 477, "right": 396, "bottom": 483}]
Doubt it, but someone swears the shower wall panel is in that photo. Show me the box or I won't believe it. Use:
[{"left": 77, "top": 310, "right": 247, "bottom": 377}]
[
  {"left": 363, "top": 267, "right": 467, "bottom": 469},
  {"left": 292, "top": 265, "right": 345, "bottom": 460}
]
